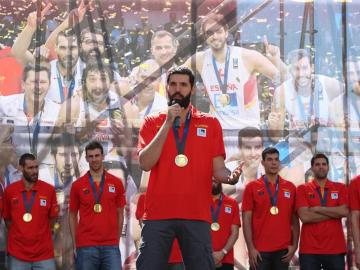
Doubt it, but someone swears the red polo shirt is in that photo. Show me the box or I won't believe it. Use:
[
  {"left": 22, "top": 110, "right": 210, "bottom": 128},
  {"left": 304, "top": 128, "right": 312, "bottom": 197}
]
[
  {"left": 136, "top": 193, "right": 183, "bottom": 263},
  {"left": 211, "top": 193, "right": 240, "bottom": 264},
  {"left": 296, "top": 179, "right": 347, "bottom": 254},
  {"left": 242, "top": 176, "right": 296, "bottom": 252},
  {"left": 3, "top": 179, "right": 59, "bottom": 262},
  {"left": 137, "top": 106, "right": 225, "bottom": 221},
  {"left": 69, "top": 171, "right": 126, "bottom": 247},
  {"left": 349, "top": 176, "right": 360, "bottom": 211}
]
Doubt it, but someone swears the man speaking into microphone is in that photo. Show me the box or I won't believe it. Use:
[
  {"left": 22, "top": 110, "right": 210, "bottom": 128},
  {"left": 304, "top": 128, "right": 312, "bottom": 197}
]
[{"left": 136, "top": 67, "right": 242, "bottom": 270}]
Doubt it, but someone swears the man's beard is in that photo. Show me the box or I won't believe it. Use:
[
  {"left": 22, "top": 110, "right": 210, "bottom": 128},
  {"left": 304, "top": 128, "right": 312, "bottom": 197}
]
[
  {"left": 168, "top": 93, "right": 191, "bottom": 108},
  {"left": 212, "top": 182, "right": 222, "bottom": 195},
  {"left": 80, "top": 48, "right": 102, "bottom": 63}
]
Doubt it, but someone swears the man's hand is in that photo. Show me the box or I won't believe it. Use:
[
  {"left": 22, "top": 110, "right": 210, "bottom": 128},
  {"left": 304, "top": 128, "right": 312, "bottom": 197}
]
[
  {"left": 264, "top": 36, "right": 281, "bottom": 65},
  {"left": 27, "top": 3, "right": 52, "bottom": 30},
  {"left": 227, "top": 163, "right": 243, "bottom": 185},
  {"left": 248, "top": 247, "right": 262, "bottom": 269},
  {"left": 355, "top": 248, "right": 360, "bottom": 269},
  {"left": 165, "top": 103, "right": 182, "bottom": 126},
  {"left": 212, "top": 251, "right": 225, "bottom": 265},
  {"left": 281, "top": 245, "right": 297, "bottom": 263}
]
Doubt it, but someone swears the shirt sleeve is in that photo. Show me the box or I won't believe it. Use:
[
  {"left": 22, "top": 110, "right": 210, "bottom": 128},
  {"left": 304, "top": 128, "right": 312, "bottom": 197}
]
[
  {"left": 231, "top": 199, "right": 241, "bottom": 227},
  {"left": 241, "top": 183, "right": 254, "bottom": 212},
  {"left": 69, "top": 181, "right": 80, "bottom": 213},
  {"left": 49, "top": 186, "right": 59, "bottom": 218},
  {"left": 295, "top": 184, "right": 309, "bottom": 210},
  {"left": 116, "top": 179, "right": 126, "bottom": 209},
  {"left": 212, "top": 118, "right": 226, "bottom": 160},
  {"left": 137, "top": 116, "right": 157, "bottom": 154},
  {"left": 338, "top": 183, "right": 348, "bottom": 206},
  {"left": 349, "top": 178, "right": 360, "bottom": 210}
]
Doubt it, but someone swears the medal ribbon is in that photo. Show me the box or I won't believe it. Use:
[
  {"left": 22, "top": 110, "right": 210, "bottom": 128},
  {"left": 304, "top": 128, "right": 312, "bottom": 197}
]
[
  {"left": 89, "top": 173, "right": 106, "bottom": 204},
  {"left": 211, "top": 194, "right": 223, "bottom": 224},
  {"left": 144, "top": 98, "right": 155, "bottom": 117},
  {"left": 264, "top": 176, "right": 279, "bottom": 207},
  {"left": 22, "top": 190, "right": 37, "bottom": 214},
  {"left": 315, "top": 187, "right": 328, "bottom": 206},
  {"left": 56, "top": 65, "right": 75, "bottom": 103},
  {"left": 212, "top": 47, "right": 230, "bottom": 94},
  {"left": 23, "top": 98, "right": 42, "bottom": 155},
  {"left": 172, "top": 110, "right": 191, "bottom": 155}
]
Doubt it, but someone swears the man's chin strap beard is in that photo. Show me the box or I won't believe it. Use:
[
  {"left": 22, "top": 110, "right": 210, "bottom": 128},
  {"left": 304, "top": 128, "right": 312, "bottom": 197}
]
[{"left": 168, "top": 93, "right": 191, "bottom": 109}]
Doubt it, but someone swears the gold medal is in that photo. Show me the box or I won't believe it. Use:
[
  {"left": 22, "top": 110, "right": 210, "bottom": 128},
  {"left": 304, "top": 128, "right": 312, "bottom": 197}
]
[
  {"left": 270, "top": 206, "right": 279, "bottom": 215},
  {"left": 211, "top": 222, "right": 220, "bottom": 231},
  {"left": 175, "top": 154, "right": 188, "bottom": 167},
  {"left": 53, "top": 222, "right": 61, "bottom": 231},
  {"left": 23, "top": 213, "right": 33, "bottom": 222},
  {"left": 93, "top": 203, "right": 102, "bottom": 213},
  {"left": 219, "top": 94, "right": 230, "bottom": 106}
]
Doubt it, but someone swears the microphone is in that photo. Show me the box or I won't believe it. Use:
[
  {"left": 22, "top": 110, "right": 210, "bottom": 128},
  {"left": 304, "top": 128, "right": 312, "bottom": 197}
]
[{"left": 170, "top": 100, "right": 181, "bottom": 129}]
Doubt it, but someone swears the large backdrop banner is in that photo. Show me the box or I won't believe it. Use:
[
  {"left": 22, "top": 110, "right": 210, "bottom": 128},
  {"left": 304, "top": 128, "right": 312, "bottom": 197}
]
[{"left": 0, "top": 0, "right": 359, "bottom": 269}]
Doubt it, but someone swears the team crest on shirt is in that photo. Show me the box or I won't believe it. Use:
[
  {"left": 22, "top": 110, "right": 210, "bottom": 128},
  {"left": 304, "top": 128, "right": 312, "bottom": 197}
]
[
  {"left": 331, "top": 192, "right": 339, "bottom": 200},
  {"left": 197, "top": 128, "right": 207, "bottom": 137},
  {"left": 257, "top": 190, "right": 264, "bottom": 196},
  {"left": 225, "top": 206, "right": 232, "bottom": 214},
  {"left": 83, "top": 188, "right": 90, "bottom": 195},
  {"left": 284, "top": 191, "right": 291, "bottom": 198},
  {"left": 308, "top": 193, "right": 315, "bottom": 199},
  {"left": 109, "top": 185, "right": 115, "bottom": 193},
  {"left": 40, "top": 199, "right": 47, "bottom": 207},
  {"left": 12, "top": 197, "right": 19, "bottom": 205}
]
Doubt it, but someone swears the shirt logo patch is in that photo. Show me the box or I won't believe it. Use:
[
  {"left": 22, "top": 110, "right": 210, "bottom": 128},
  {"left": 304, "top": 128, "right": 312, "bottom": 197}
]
[
  {"left": 83, "top": 188, "right": 90, "bottom": 195},
  {"left": 225, "top": 206, "right": 232, "bottom": 214},
  {"left": 197, "top": 128, "right": 207, "bottom": 137},
  {"left": 309, "top": 193, "right": 315, "bottom": 199},
  {"left": 284, "top": 191, "right": 291, "bottom": 198},
  {"left": 109, "top": 185, "right": 115, "bottom": 193},
  {"left": 258, "top": 190, "right": 264, "bottom": 196},
  {"left": 331, "top": 192, "right": 338, "bottom": 200},
  {"left": 40, "top": 199, "right": 47, "bottom": 206}
]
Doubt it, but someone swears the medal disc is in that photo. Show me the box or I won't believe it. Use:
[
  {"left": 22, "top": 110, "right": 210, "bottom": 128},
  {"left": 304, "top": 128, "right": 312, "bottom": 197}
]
[
  {"left": 175, "top": 154, "right": 188, "bottom": 167},
  {"left": 93, "top": 203, "right": 103, "bottom": 213},
  {"left": 23, "top": 213, "right": 33, "bottom": 222},
  {"left": 211, "top": 222, "right": 220, "bottom": 231},
  {"left": 270, "top": 206, "right": 279, "bottom": 215},
  {"left": 219, "top": 94, "right": 230, "bottom": 106}
]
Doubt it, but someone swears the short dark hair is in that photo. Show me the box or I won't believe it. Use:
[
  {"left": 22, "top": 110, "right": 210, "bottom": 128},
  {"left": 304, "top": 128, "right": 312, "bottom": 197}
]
[
  {"left": 85, "top": 141, "right": 104, "bottom": 155},
  {"left": 167, "top": 66, "right": 195, "bottom": 88},
  {"left": 201, "top": 13, "right": 228, "bottom": 36},
  {"left": 80, "top": 28, "right": 104, "bottom": 43},
  {"left": 151, "top": 30, "right": 178, "bottom": 48},
  {"left": 50, "top": 135, "right": 79, "bottom": 156},
  {"left": 238, "top": 127, "right": 263, "bottom": 148},
  {"left": 22, "top": 63, "right": 51, "bottom": 82},
  {"left": 311, "top": 153, "right": 329, "bottom": 167},
  {"left": 287, "top": 49, "right": 311, "bottom": 66},
  {"left": 19, "top": 153, "right": 36, "bottom": 166},
  {"left": 82, "top": 60, "right": 114, "bottom": 84},
  {"left": 262, "top": 147, "right": 279, "bottom": 161},
  {"left": 56, "top": 30, "right": 77, "bottom": 45}
]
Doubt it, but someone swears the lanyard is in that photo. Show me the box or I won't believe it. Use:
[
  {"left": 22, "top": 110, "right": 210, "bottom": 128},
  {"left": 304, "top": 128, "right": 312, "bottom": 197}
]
[
  {"left": 211, "top": 194, "right": 223, "bottom": 223},
  {"left": 212, "top": 47, "right": 230, "bottom": 94},
  {"left": 56, "top": 65, "right": 75, "bottom": 103},
  {"left": 22, "top": 190, "right": 37, "bottom": 213},
  {"left": 23, "top": 98, "right": 42, "bottom": 155},
  {"left": 172, "top": 110, "right": 191, "bottom": 155},
  {"left": 264, "top": 176, "right": 279, "bottom": 207},
  {"left": 315, "top": 187, "right": 328, "bottom": 206},
  {"left": 89, "top": 173, "right": 105, "bottom": 204}
]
